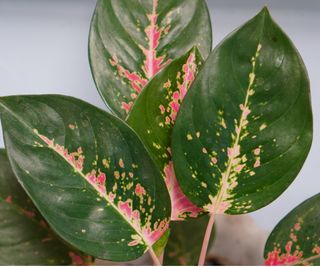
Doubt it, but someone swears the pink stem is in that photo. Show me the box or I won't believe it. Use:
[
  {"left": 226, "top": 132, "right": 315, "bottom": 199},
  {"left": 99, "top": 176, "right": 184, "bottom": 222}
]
[
  {"left": 198, "top": 213, "right": 215, "bottom": 266},
  {"left": 149, "top": 248, "right": 161, "bottom": 266},
  {"left": 159, "top": 251, "right": 164, "bottom": 265}
]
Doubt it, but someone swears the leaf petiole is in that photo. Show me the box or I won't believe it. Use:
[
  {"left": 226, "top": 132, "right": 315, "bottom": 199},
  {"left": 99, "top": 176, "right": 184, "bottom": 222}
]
[
  {"left": 198, "top": 213, "right": 215, "bottom": 266},
  {"left": 149, "top": 247, "right": 162, "bottom": 266}
]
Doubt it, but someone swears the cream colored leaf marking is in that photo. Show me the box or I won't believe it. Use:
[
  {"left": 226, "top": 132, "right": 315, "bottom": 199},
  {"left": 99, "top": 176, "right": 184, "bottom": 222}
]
[
  {"left": 204, "top": 43, "right": 263, "bottom": 214},
  {"left": 155, "top": 52, "right": 202, "bottom": 220},
  {"left": 32, "top": 129, "right": 169, "bottom": 248}
]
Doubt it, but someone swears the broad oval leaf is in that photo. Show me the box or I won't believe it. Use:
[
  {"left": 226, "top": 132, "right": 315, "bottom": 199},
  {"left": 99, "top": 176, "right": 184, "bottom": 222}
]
[
  {"left": 127, "top": 48, "right": 204, "bottom": 220},
  {"left": 0, "top": 95, "right": 171, "bottom": 261},
  {"left": 0, "top": 149, "right": 93, "bottom": 265},
  {"left": 264, "top": 194, "right": 320, "bottom": 266},
  {"left": 163, "top": 216, "right": 215, "bottom": 266},
  {"left": 89, "top": 0, "right": 212, "bottom": 119},
  {"left": 172, "top": 8, "right": 312, "bottom": 215}
]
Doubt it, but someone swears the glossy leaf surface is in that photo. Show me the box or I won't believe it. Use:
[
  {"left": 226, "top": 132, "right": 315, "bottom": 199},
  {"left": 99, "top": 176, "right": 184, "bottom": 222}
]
[
  {"left": 264, "top": 194, "right": 320, "bottom": 266},
  {"left": 0, "top": 149, "right": 92, "bottom": 265},
  {"left": 89, "top": 0, "right": 212, "bottom": 119},
  {"left": 127, "top": 48, "right": 204, "bottom": 220},
  {"left": 172, "top": 8, "right": 312, "bottom": 215},
  {"left": 0, "top": 95, "right": 170, "bottom": 261},
  {"left": 163, "top": 215, "right": 214, "bottom": 266}
]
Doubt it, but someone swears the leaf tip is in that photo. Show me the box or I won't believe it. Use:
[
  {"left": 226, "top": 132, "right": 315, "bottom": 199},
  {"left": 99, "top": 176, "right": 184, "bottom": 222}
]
[{"left": 259, "top": 6, "right": 272, "bottom": 18}]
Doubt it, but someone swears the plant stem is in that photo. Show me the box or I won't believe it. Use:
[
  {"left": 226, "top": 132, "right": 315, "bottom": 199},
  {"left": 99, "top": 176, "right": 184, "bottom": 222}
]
[
  {"left": 149, "top": 247, "right": 161, "bottom": 266},
  {"left": 158, "top": 251, "right": 164, "bottom": 265},
  {"left": 198, "top": 213, "right": 215, "bottom": 266}
]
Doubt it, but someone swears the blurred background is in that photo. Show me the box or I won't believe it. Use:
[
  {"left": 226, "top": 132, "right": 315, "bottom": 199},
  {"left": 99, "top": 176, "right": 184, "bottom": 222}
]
[{"left": 0, "top": 0, "right": 319, "bottom": 234}]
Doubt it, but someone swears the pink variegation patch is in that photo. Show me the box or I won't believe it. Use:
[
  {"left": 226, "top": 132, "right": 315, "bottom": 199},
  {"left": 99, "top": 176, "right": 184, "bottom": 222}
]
[
  {"left": 34, "top": 130, "right": 169, "bottom": 248},
  {"left": 200, "top": 44, "right": 264, "bottom": 215},
  {"left": 312, "top": 246, "right": 320, "bottom": 255},
  {"left": 135, "top": 183, "right": 146, "bottom": 196},
  {"left": 265, "top": 242, "right": 303, "bottom": 266},
  {"left": 156, "top": 52, "right": 201, "bottom": 220},
  {"left": 109, "top": 0, "right": 171, "bottom": 114},
  {"left": 164, "top": 161, "right": 202, "bottom": 220},
  {"left": 140, "top": 0, "right": 171, "bottom": 79},
  {"left": 265, "top": 221, "right": 305, "bottom": 266},
  {"left": 38, "top": 133, "right": 85, "bottom": 172},
  {"left": 68, "top": 252, "right": 93, "bottom": 266},
  {"left": 167, "top": 53, "right": 197, "bottom": 122},
  {"left": 117, "top": 198, "right": 169, "bottom": 246},
  {"left": 5, "top": 195, "right": 12, "bottom": 204},
  {"left": 68, "top": 252, "right": 85, "bottom": 266},
  {"left": 110, "top": 55, "right": 147, "bottom": 95}
]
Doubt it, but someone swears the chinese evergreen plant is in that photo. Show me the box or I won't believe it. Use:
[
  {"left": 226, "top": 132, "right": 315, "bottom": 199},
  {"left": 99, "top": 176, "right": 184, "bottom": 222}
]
[{"left": 0, "top": 0, "right": 317, "bottom": 265}]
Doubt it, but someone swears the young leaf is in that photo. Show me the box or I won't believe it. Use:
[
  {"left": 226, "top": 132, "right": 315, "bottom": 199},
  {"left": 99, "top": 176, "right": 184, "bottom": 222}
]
[
  {"left": 0, "top": 149, "right": 93, "bottom": 265},
  {"left": 172, "top": 8, "right": 312, "bottom": 215},
  {"left": 127, "top": 48, "right": 204, "bottom": 221},
  {"left": 0, "top": 95, "right": 171, "bottom": 261},
  {"left": 89, "top": 0, "right": 212, "bottom": 119},
  {"left": 264, "top": 194, "right": 320, "bottom": 266},
  {"left": 163, "top": 216, "right": 215, "bottom": 266}
]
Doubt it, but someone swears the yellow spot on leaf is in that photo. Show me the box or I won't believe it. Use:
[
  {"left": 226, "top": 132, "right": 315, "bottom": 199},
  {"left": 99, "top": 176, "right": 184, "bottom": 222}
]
[
  {"left": 220, "top": 118, "right": 227, "bottom": 129},
  {"left": 114, "top": 171, "right": 120, "bottom": 179},
  {"left": 260, "top": 123, "right": 267, "bottom": 131},
  {"left": 153, "top": 142, "right": 161, "bottom": 149},
  {"left": 102, "top": 159, "right": 110, "bottom": 169},
  {"left": 201, "top": 182, "right": 207, "bottom": 188}
]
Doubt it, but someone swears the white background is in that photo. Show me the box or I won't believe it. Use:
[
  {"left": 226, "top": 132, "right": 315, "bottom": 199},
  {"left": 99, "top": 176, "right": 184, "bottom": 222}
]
[{"left": 0, "top": 0, "right": 319, "bottom": 231}]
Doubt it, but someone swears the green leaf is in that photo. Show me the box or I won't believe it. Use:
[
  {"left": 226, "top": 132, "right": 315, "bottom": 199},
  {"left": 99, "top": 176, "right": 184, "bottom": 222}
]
[
  {"left": 0, "top": 95, "right": 171, "bottom": 261},
  {"left": 0, "top": 149, "right": 93, "bottom": 265},
  {"left": 163, "top": 215, "right": 215, "bottom": 266},
  {"left": 127, "top": 47, "right": 204, "bottom": 221},
  {"left": 264, "top": 194, "right": 320, "bottom": 266},
  {"left": 89, "top": 0, "right": 212, "bottom": 119},
  {"left": 172, "top": 8, "right": 312, "bottom": 215},
  {"left": 152, "top": 228, "right": 170, "bottom": 257}
]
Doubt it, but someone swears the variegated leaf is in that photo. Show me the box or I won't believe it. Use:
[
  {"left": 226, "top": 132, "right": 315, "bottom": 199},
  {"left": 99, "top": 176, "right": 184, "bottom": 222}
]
[
  {"left": 89, "top": 0, "right": 212, "bottom": 119},
  {"left": 127, "top": 47, "right": 204, "bottom": 220},
  {"left": 172, "top": 8, "right": 312, "bottom": 215},
  {"left": 264, "top": 194, "right": 320, "bottom": 266},
  {"left": 0, "top": 149, "right": 93, "bottom": 265},
  {"left": 0, "top": 95, "right": 170, "bottom": 261}
]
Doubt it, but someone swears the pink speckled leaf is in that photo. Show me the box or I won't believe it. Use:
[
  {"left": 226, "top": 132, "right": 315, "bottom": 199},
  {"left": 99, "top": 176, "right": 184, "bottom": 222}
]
[
  {"left": 127, "top": 48, "right": 204, "bottom": 220},
  {"left": 89, "top": 0, "right": 212, "bottom": 119},
  {"left": 0, "top": 95, "right": 171, "bottom": 261},
  {"left": 264, "top": 194, "right": 320, "bottom": 266},
  {"left": 0, "top": 149, "right": 93, "bottom": 265},
  {"left": 172, "top": 8, "right": 312, "bottom": 216}
]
